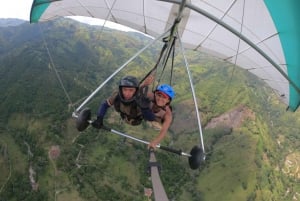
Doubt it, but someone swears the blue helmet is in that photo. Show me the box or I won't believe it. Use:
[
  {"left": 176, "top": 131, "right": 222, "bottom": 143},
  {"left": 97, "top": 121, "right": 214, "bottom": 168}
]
[{"left": 156, "top": 84, "right": 175, "bottom": 100}]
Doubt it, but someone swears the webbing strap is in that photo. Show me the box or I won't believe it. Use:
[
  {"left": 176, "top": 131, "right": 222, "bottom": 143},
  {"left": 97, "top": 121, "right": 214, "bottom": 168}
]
[
  {"left": 160, "top": 35, "right": 177, "bottom": 86},
  {"left": 138, "top": 42, "right": 168, "bottom": 86},
  {"left": 139, "top": 19, "right": 180, "bottom": 88},
  {"left": 170, "top": 39, "right": 176, "bottom": 86}
]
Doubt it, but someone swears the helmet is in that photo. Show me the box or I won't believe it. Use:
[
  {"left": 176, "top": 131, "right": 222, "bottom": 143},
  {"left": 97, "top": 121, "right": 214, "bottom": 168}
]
[
  {"left": 118, "top": 76, "right": 139, "bottom": 103},
  {"left": 119, "top": 76, "right": 139, "bottom": 88},
  {"left": 156, "top": 84, "right": 175, "bottom": 100}
]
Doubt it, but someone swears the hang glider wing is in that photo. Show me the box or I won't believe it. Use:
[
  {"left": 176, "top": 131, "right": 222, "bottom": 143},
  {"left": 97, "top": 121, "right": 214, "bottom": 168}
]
[{"left": 30, "top": 0, "right": 300, "bottom": 111}]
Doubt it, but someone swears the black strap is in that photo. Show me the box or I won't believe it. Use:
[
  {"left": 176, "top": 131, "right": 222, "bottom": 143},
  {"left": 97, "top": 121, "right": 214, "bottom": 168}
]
[
  {"left": 139, "top": 20, "right": 180, "bottom": 89},
  {"left": 158, "top": 35, "right": 177, "bottom": 86},
  {"left": 169, "top": 37, "right": 176, "bottom": 86},
  {"left": 138, "top": 42, "right": 168, "bottom": 86}
]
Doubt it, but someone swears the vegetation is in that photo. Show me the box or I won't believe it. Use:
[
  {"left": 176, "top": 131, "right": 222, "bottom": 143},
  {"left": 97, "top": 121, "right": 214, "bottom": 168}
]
[{"left": 0, "top": 18, "right": 299, "bottom": 201}]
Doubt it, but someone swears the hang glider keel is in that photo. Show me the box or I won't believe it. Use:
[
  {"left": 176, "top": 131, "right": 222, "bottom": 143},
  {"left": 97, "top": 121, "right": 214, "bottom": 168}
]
[{"left": 148, "top": 150, "right": 169, "bottom": 201}]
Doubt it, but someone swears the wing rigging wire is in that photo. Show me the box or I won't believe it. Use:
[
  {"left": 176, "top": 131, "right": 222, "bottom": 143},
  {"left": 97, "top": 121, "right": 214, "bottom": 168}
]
[
  {"left": 77, "top": 0, "right": 95, "bottom": 17},
  {"left": 192, "top": 0, "right": 245, "bottom": 110},
  {"left": 206, "top": 0, "right": 286, "bottom": 110},
  {"left": 212, "top": 0, "right": 246, "bottom": 109},
  {"left": 38, "top": 24, "right": 75, "bottom": 111},
  {"left": 177, "top": 31, "right": 206, "bottom": 157},
  {"left": 142, "top": 0, "right": 147, "bottom": 34},
  {"left": 103, "top": 0, "right": 118, "bottom": 26},
  {"left": 194, "top": 0, "right": 238, "bottom": 50},
  {"left": 75, "top": 0, "right": 118, "bottom": 37}
]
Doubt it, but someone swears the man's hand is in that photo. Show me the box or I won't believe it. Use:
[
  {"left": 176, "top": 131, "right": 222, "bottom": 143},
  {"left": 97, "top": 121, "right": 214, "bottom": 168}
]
[{"left": 91, "top": 117, "right": 103, "bottom": 129}]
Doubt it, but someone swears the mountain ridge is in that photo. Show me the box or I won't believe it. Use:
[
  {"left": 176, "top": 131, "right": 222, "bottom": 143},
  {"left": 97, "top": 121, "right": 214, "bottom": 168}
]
[{"left": 0, "top": 18, "right": 25, "bottom": 27}]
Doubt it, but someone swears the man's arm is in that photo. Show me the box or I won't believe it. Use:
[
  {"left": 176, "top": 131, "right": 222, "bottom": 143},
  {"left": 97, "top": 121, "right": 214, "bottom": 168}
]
[{"left": 92, "top": 101, "right": 110, "bottom": 129}]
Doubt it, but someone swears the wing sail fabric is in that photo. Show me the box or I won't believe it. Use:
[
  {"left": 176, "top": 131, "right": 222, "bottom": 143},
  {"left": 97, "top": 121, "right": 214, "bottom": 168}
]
[{"left": 264, "top": 0, "right": 300, "bottom": 111}]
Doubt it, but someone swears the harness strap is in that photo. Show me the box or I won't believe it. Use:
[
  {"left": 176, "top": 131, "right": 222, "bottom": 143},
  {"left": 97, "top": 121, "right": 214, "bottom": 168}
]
[
  {"left": 113, "top": 95, "right": 143, "bottom": 126},
  {"left": 139, "top": 19, "right": 180, "bottom": 89},
  {"left": 138, "top": 41, "right": 168, "bottom": 86},
  {"left": 158, "top": 35, "right": 177, "bottom": 85}
]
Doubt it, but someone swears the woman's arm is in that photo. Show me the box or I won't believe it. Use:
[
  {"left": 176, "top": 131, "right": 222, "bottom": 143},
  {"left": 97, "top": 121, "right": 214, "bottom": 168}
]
[{"left": 148, "top": 107, "right": 172, "bottom": 149}]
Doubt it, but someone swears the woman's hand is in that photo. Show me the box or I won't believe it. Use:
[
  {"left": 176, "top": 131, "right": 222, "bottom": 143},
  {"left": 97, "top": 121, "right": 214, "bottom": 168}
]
[
  {"left": 142, "top": 75, "right": 154, "bottom": 86},
  {"left": 148, "top": 139, "right": 159, "bottom": 150}
]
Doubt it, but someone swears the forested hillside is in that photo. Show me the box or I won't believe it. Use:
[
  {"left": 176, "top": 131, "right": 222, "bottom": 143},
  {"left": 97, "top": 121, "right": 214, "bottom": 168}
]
[{"left": 0, "top": 18, "right": 299, "bottom": 201}]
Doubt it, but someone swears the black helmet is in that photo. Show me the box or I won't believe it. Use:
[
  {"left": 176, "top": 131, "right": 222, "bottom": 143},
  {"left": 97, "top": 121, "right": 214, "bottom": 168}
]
[
  {"left": 118, "top": 76, "right": 139, "bottom": 103},
  {"left": 119, "top": 76, "right": 139, "bottom": 88}
]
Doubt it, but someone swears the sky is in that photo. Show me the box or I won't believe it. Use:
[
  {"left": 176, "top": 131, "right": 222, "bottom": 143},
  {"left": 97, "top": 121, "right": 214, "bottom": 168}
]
[
  {"left": 0, "top": 0, "right": 135, "bottom": 32},
  {"left": 0, "top": 0, "right": 32, "bottom": 20}
]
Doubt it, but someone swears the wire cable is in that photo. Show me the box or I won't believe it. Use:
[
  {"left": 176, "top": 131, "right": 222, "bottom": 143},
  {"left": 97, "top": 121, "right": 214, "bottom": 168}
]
[
  {"left": 38, "top": 24, "right": 75, "bottom": 111},
  {"left": 177, "top": 31, "right": 206, "bottom": 158}
]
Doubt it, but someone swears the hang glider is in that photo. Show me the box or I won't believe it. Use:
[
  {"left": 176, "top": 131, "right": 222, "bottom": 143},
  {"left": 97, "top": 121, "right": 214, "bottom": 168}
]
[{"left": 30, "top": 0, "right": 300, "bottom": 111}]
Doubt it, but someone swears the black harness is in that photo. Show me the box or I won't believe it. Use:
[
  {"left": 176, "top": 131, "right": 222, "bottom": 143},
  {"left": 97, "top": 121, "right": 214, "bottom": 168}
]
[{"left": 114, "top": 95, "right": 143, "bottom": 126}]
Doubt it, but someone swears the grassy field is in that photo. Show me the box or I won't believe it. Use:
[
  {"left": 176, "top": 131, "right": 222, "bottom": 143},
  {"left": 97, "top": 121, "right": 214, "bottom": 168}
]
[{"left": 198, "top": 132, "right": 258, "bottom": 201}]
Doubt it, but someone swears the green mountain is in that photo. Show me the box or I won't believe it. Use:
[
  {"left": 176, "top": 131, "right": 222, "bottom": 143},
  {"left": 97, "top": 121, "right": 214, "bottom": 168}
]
[{"left": 0, "top": 18, "right": 299, "bottom": 201}]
